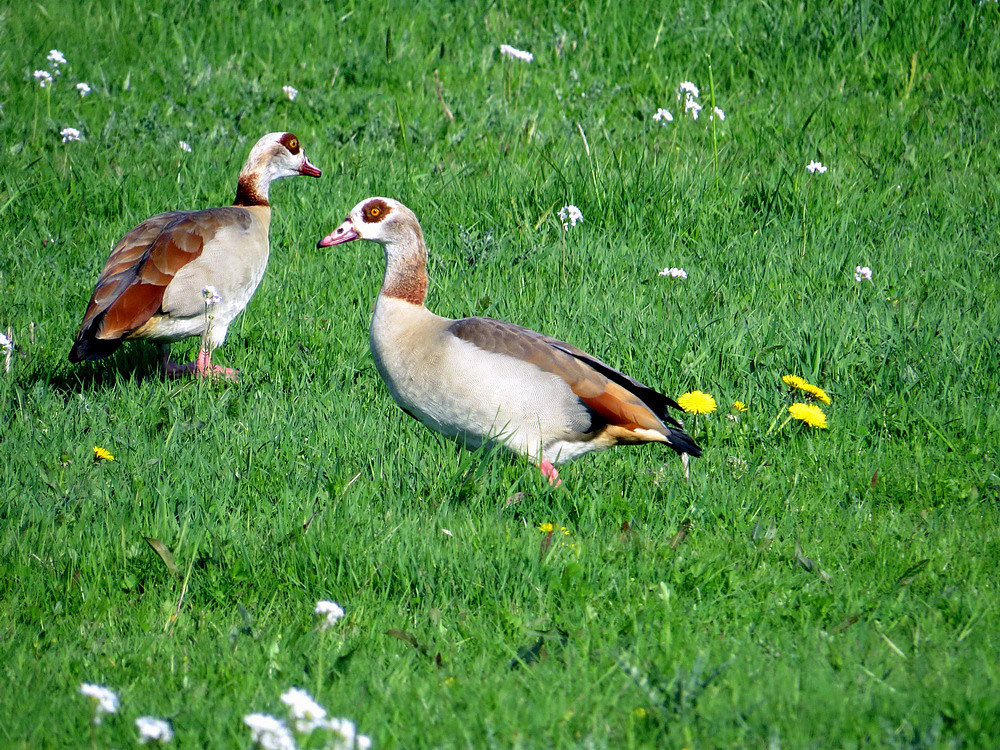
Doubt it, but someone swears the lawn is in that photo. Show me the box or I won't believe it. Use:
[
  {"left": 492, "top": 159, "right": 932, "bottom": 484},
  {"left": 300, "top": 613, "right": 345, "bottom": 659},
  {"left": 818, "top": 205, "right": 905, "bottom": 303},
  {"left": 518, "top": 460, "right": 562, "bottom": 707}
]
[{"left": 1, "top": 0, "right": 999, "bottom": 747}]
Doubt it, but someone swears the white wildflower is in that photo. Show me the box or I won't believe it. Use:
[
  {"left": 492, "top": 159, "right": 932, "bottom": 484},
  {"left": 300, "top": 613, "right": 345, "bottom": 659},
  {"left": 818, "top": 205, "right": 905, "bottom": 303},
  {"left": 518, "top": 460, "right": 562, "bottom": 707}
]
[
  {"left": 280, "top": 687, "right": 327, "bottom": 734},
  {"left": 684, "top": 98, "right": 702, "bottom": 119},
  {"left": 76, "top": 82, "right": 91, "bottom": 96},
  {"left": 711, "top": 106, "right": 725, "bottom": 121},
  {"left": 179, "top": 140, "right": 192, "bottom": 152},
  {"left": 499, "top": 44, "right": 534, "bottom": 63},
  {"left": 136, "top": 717, "right": 174, "bottom": 744},
  {"left": 325, "top": 717, "right": 372, "bottom": 750},
  {"left": 47, "top": 49, "right": 67, "bottom": 67},
  {"left": 315, "top": 600, "right": 345, "bottom": 630},
  {"left": 201, "top": 285, "right": 221, "bottom": 306},
  {"left": 658, "top": 267, "right": 688, "bottom": 279},
  {"left": 0, "top": 332, "right": 11, "bottom": 352},
  {"left": 558, "top": 204, "right": 583, "bottom": 231},
  {"left": 652, "top": 108, "right": 674, "bottom": 124},
  {"left": 854, "top": 265, "right": 873, "bottom": 282},
  {"left": 34, "top": 70, "right": 54, "bottom": 88},
  {"left": 282, "top": 85, "right": 298, "bottom": 101},
  {"left": 441, "top": 528, "right": 453, "bottom": 537},
  {"left": 678, "top": 81, "right": 699, "bottom": 99},
  {"left": 244, "top": 714, "right": 296, "bottom": 750},
  {"left": 806, "top": 160, "right": 828, "bottom": 174},
  {"left": 80, "top": 683, "right": 119, "bottom": 724},
  {"left": 60, "top": 127, "right": 81, "bottom": 143}
]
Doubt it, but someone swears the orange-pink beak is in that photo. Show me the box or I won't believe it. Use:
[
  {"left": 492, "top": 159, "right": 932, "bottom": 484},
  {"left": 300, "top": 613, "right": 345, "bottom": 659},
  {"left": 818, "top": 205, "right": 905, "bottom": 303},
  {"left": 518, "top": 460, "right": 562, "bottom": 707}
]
[
  {"left": 298, "top": 157, "right": 322, "bottom": 177},
  {"left": 318, "top": 217, "right": 358, "bottom": 247}
]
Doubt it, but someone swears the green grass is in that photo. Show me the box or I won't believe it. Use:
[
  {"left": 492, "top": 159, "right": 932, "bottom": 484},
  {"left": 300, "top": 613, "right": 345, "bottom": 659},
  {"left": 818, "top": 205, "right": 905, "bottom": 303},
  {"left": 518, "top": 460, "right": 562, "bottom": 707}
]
[{"left": 2, "top": 0, "right": 999, "bottom": 746}]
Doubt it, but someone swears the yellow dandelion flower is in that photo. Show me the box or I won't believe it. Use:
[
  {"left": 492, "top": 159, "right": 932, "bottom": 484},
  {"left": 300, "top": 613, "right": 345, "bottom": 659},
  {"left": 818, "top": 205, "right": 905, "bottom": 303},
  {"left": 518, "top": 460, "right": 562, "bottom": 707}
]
[
  {"left": 93, "top": 446, "right": 114, "bottom": 461},
  {"left": 802, "top": 383, "right": 832, "bottom": 404},
  {"left": 782, "top": 374, "right": 808, "bottom": 390},
  {"left": 677, "top": 390, "right": 717, "bottom": 414},
  {"left": 537, "top": 522, "right": 554, "bottom": 533},
  {"left": 633, "top": 707, "right": 648, "bottom": 719},
  {"left": 732, "top": 401, "right": 747, "bottom": 412},
  {"left": 788, "top": 402, "right": 827, "bottom": 429}
]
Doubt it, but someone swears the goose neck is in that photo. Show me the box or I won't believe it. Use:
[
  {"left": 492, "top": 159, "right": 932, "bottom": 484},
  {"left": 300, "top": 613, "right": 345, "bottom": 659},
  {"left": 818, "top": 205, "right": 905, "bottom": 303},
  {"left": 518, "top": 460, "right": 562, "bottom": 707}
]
[
  {"left": 234, "top": 168, "right": 271, "bottom": 207},
  {"left": 380, "top": 232, "right": 428, "bottom": 307}
]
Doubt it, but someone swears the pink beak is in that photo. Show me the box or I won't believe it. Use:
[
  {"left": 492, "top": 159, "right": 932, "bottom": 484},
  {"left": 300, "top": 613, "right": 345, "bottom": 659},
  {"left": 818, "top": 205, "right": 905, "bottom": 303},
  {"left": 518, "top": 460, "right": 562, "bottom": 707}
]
[
  {"left": 318, "top": 217, "right": 359, "bottom": 247},
  {"left": 298, "top": 156, "right": 322, "bottom": 177}
]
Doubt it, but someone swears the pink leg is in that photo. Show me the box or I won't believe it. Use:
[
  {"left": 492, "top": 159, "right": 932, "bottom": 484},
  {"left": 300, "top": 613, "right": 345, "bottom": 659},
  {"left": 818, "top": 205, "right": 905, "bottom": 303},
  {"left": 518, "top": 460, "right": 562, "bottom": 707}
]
[
  {"left": 162, "top": 349, "right": 239, "bottom": 381},
  {"left": 539, "top": 459, "right": 562, "bottom": 487}
]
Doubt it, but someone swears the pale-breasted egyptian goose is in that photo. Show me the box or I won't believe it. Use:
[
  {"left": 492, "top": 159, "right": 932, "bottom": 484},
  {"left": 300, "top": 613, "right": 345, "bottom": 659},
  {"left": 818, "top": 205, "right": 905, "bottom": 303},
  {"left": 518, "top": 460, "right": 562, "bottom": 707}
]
[
  {"left": 318, "top": 197, "right": 700, "bottom": 483},
  {"left": 69, "top": 132, "right": 321, "bottom": 377}
]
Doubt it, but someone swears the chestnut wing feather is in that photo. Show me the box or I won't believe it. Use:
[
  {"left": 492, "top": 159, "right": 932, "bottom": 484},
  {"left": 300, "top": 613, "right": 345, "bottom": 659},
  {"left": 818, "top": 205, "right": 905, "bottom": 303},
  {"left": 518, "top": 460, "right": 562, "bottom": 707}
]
[
  {"left": 69, "top": 209, "right": 226, "bottom": 361},
  {"left": 447, "top": 317, "right": 682, "bottom": 433}
]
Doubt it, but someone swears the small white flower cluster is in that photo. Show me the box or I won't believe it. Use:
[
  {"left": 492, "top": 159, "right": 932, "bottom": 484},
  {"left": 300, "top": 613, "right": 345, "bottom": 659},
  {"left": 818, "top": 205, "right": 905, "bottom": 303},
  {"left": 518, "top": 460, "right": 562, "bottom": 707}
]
[
  {"left": 281, "top": 688, "right": 328, "bottom": 733},
  {"left": 201, "top": 285, "right": 222, "bottom": 306},
  {"left": 652, "top": 107, "right": 674, "bottom": 124},
  {"left": 34, "top": 49, "right": 90, "bottom": 93},
  {"left": 678, "top": 81, "right": 703, "bottom": 119},
  {"left": 315, "top": 599, "right": 345, "bottom": 630},
  {"left": 81, "top": 683, "right": 172, "bottom": 743},
  {"left": 79, "top": 683, "right": 120, "bottom": 725},
  {"left": 806, "top": 160, "right": 828, "bottom": 174},
  {"left": 282, "top": 85, "right": 298, "bottom": 101},
  {"left": 655, "top": 81, "right": 723, "bottom": 125},
  {"left": 246, "top": 688, "right": 371, "bottom": 750},
  {"left": 245, "top": 713, "right": 297, "bottom": 750},
  {"left": 0, "top": 332, "right": 11, "bottom": 353},
  {"left": 558, "top": 204, "right": 583, "bottom": 231},
  {"left": 678, "top": 81, "right": 699, "bottom": 99},
  {"left": 659, "top": 267, "right": 688, "bottom": 279},
  {"left": 47, "top": 49, "right": 67, "bottom": 69},
  {"left": 854, "top": 265, "right": 873, "bottom": 282},
  {"left": 136, "top": 716, "right": 174, "bottom": 744},
  {"left": 32, "top": 50, "right": 92, "bottom": 139},
  {"left": 179, "top": 141, "right": 193, "bottom": 153},
  {"left": 499, "top": 44, "right": 534, "bottom": 63}
]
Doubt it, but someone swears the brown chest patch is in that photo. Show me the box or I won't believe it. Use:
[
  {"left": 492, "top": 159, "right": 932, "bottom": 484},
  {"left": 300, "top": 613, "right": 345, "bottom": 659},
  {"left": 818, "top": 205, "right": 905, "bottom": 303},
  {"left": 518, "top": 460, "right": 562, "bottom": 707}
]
[
  {"left": 381, "top": 258, "right": 428, "bottom": 306},
  {"left": 234, "top": 175, "right": 269, "bottom": 207}
]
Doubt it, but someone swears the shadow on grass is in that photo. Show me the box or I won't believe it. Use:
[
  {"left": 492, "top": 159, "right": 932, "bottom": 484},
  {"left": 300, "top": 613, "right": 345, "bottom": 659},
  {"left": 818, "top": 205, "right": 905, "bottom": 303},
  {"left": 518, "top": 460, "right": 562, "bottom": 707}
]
[{"left": 27, "top": 344, "right": 167, "bottom": 395}]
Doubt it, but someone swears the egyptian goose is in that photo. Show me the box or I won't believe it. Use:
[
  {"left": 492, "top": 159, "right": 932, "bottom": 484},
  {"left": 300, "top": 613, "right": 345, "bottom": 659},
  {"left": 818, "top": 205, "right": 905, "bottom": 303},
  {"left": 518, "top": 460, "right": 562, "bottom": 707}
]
[
  {"left": 318, "top": 197, "right": 701, "bottom": 483},
  {"left": 69, "top": 132, "right": 321, "bottom": 377}
]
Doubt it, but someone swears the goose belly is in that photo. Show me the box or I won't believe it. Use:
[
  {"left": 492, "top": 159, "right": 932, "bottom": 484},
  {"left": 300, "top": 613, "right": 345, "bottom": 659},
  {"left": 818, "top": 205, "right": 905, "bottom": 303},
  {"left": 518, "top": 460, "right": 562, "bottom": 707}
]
[{"left": 371, "top": 326, "right": 593, "bottom": 461}]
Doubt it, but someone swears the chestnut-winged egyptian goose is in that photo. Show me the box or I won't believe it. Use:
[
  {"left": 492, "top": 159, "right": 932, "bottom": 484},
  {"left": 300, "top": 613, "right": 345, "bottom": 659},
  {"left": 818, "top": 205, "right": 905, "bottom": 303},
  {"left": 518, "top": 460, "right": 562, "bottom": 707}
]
[
  {"left": 318, "top": 197, "right": 701, "bottom": 484},
  {"left": 69, "top": 132, "right": 321, "bottom": 378}
]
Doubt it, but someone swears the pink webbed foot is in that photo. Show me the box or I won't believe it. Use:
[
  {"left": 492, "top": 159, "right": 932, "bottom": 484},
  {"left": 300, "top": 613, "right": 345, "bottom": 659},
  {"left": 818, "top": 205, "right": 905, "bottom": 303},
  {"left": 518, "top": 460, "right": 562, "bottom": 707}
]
[
  {"left": 163, "top": 349, "right": 239, "bottom": 381},
  {"left": 539, "top": 459, "right": 562, "bottom": 487}
]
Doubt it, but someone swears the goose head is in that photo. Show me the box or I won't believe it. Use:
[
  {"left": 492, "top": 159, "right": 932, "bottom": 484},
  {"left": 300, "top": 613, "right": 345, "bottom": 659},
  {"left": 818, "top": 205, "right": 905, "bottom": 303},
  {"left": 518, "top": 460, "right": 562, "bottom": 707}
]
[
  {"left": 235, "top": 132, "right": 320, "bottom": 206},
  {"left": 317, "top": 197, "right": 421, "bottom": 249},
  {"left": 247, "top": 132, "right": 321, "bottom": 179}
]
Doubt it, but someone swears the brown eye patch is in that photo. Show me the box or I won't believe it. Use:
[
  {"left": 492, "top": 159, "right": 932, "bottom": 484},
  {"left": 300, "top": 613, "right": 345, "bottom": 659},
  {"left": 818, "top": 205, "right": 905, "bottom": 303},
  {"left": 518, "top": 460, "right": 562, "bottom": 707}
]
[
  {"left": 362, "top": 198, "right": 390, "bottom": 223},
  {"left": 279, "top": 133, "right": 301, "bottom": 155}
]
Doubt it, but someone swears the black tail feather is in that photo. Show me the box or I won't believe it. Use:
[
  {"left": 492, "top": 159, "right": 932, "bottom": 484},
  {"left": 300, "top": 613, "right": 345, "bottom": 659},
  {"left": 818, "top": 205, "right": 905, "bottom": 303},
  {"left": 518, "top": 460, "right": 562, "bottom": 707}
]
[
  {"left": 68, "top": 328, "right": 122, "bottom": 362},
  {"left": 665, "top": 427, "right": 702, "bottom": 458}
]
